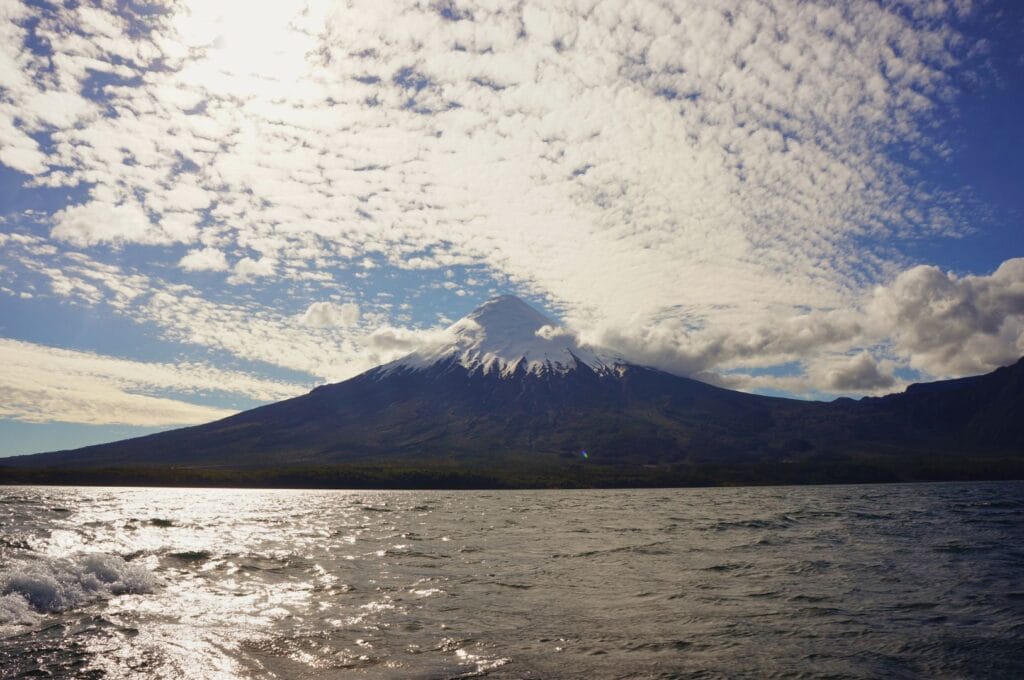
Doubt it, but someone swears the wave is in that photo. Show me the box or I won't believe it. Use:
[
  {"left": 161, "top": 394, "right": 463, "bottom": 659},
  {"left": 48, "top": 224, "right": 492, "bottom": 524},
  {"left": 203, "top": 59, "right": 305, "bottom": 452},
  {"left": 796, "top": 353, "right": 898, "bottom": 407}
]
[
  {"left": 0, "top": 592, "right": 40, "bottom": 628},
  {"left": 554, "top": 540, "right": 671, "bottom": 558},
  {"left": 0, "top": 554, "right": 158, "bottom": 619},
  {"left": 167, "top": 550, "right": 212, "bottom": 562}
]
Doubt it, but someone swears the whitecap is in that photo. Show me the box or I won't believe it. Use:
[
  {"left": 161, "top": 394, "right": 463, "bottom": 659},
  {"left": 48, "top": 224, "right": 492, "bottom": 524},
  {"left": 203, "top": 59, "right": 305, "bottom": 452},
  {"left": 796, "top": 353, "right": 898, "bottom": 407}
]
[
  {"left": 0, "top": 592, "right": 41, "bottom": 629},
  {"left": 0, "top": 553, "right": 158, "bottom": 615}
]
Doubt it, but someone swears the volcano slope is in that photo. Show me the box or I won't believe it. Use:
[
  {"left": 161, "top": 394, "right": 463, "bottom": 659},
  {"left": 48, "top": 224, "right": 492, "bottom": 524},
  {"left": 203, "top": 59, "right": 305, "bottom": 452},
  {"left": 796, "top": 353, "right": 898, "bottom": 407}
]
[{"left": 4, "top": 297, "right": 1023, "bottom": 487}]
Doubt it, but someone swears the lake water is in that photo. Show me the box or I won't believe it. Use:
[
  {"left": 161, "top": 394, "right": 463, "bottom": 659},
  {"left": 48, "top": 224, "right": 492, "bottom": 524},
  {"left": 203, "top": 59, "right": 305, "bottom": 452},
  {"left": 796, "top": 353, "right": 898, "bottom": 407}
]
[{"left": 1, "top": 482, "right": 1022, "bottom": 678}]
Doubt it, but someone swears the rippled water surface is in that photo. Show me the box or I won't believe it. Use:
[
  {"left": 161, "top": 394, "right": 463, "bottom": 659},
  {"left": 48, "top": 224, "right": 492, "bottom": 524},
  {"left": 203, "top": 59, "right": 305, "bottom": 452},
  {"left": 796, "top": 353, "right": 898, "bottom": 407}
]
[{"left": 2, "top": 482, "right": 1023, "bottom": 678}]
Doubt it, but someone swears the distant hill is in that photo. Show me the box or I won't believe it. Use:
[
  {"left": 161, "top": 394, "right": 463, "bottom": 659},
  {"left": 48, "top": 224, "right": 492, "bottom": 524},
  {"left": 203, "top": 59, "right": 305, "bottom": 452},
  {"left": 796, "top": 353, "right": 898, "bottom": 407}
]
[{"left": 3, "top": 296, "right": 1023, "bottom": 488}]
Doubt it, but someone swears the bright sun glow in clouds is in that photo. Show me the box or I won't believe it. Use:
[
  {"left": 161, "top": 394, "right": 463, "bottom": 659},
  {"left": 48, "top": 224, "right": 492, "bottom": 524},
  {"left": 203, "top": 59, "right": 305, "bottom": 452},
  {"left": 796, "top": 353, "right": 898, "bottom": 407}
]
[{"left": 173, "top": 1, "right": 327, "bottom": 97}]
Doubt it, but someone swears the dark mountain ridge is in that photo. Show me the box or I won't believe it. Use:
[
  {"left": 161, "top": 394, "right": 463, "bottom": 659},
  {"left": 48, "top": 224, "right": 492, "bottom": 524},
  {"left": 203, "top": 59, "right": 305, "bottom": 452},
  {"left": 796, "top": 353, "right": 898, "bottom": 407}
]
[{"left": 4, "top": 297, "right": 1023, "bottom": 487}]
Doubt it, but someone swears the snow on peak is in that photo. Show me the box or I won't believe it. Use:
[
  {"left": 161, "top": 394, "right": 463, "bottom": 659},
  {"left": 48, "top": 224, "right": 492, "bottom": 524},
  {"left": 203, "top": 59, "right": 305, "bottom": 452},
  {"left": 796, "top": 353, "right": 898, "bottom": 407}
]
[{"left": 385, "top": 295, "right": 620, "bottom": 376}]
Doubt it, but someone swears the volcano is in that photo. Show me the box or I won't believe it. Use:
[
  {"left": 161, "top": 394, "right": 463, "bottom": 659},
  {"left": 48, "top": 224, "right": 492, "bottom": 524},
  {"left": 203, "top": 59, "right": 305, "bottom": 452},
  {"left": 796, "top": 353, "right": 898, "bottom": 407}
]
[{"left": 4, "top": 296, "right": 1023, "bottom": 487}]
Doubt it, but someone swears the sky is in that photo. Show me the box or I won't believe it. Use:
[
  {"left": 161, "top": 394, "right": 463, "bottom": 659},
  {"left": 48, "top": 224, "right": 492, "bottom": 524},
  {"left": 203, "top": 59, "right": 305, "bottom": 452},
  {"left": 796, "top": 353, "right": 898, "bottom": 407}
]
[{"left": 0, "top": 0, "right": 1022, "bottom": 457}]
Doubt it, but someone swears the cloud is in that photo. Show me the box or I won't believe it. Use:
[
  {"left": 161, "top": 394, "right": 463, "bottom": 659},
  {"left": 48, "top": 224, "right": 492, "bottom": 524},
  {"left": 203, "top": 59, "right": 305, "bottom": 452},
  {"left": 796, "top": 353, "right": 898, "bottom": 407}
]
[
  {"left": 227, "top": 256, "right": 276, "bottom": 285},
  {"left": 178, "top": 247, "right": 229, "bottom": 272},
  {"left": 0, "top": 338, "right": 307, "bottom": 426},
  {"left": 589, "top": 308, "right": 864, "bottom": 378},
  {"left": 0, "top": 119, "right": 48, "bottom": 174},
  {"left": 868, "top": 258, "right": 1024, "bottom": 377},
  {"left": 591, "top": 259, "right": 1024, "bottom": 394},
  {"left": 50, "top": 200, "right": 153, "bottom": 247},
  {"left": 535, "top": 324, "right": 573, "bottom": 341},
  {"left": 812, "top": 352, "right": 896, "bottom": 392},
  {"left": 1, "top": 0, "right": 979, "bottom": 321},
  {"left": 5, "top": 238, "right": 149, "bottom": 309},
  {"left": 301, "top": 301, "right": 360, "bottom": 328},
  {"left": 708, "top": 351, "right": 897, "bottom": 398},
  {"left": 364, "top": 325, "right": 456, "bottom": 361}
]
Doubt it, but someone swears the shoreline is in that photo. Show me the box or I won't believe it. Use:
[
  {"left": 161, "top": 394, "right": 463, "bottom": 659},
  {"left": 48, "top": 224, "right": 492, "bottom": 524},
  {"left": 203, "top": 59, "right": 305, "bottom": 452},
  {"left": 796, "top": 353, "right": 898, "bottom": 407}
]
[{"left": 3, "top": 457, "right": 1023, "bottom": 490}]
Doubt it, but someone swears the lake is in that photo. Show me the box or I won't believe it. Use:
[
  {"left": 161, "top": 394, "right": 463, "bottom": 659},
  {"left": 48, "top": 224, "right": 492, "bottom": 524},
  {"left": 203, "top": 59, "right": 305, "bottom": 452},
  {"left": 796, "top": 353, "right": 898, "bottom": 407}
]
[{"left": 2, "top": 482, "right": 1023, "bottom": 678}]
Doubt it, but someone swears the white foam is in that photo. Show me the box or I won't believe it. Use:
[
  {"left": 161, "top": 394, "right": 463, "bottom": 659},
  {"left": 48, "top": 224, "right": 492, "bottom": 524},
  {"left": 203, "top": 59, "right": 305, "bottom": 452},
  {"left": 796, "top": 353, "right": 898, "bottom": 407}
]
[
  {"left": 0, "top": 592, "right": 41, "bottom": 629},
  {"left": 0, "top": 553, "right": 158, "bottom": 617}
]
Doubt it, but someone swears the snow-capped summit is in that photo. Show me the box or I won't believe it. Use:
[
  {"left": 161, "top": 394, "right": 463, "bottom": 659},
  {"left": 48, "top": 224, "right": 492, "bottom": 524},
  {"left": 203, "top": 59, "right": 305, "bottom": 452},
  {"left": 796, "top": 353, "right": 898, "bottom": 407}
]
[{"left": 385, "top": 295, "right": 620, "bottom": 376}]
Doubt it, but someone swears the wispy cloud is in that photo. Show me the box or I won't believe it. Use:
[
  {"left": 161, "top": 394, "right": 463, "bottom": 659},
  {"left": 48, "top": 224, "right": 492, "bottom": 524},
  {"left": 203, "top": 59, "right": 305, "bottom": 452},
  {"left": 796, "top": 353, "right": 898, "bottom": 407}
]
[{"left": 0, "top": 338, "right": 306, "bottom": 426}]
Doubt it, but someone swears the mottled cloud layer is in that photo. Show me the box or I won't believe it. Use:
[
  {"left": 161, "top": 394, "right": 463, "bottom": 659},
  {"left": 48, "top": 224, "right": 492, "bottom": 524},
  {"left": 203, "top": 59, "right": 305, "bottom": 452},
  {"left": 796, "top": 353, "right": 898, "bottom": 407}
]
[{"left": 0, "top": 0, "right": 1019, "bottom": 424}]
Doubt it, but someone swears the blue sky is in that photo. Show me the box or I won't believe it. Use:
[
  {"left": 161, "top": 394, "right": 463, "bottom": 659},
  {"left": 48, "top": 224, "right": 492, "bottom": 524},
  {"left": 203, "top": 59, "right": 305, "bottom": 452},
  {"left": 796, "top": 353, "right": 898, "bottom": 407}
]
[{"left": 0, "top": 0, "right": 1022, "bottom": 457}]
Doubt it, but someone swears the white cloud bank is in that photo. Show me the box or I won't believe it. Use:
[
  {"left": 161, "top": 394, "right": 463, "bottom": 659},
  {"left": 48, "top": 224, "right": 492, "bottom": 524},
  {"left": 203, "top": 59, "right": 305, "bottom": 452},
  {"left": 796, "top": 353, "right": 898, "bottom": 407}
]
[
  {"left": 590, "top": 258, "right": 1024, "bottom": 395},
  {"left": 868, "top": 259, "right": 1024, "bottom": 378},
  {"left": 0, "top": 339, "right": 307, "bottom": 426}
]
